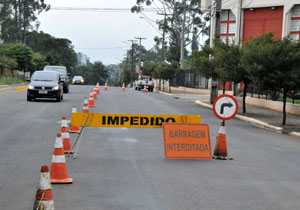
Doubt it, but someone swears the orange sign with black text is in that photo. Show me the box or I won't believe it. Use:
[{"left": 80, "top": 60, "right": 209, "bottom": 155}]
[{"left": 163, "top": 123, "right": 212, "bottom": 160}]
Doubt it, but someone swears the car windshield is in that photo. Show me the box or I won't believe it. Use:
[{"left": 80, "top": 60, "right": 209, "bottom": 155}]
[
  {"left": 74, "top": 76, "right": 83, "bottom": 80},
  {"left": 32, "top": 72, "right": 58, "bottom": 81},
  {"left": 44, "top": 66, "right": 66, "bottom": 75}
]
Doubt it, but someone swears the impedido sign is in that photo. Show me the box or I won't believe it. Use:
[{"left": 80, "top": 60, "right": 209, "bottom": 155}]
[{"left": 71, "top": 113, "right": 201, "bottom": 128}]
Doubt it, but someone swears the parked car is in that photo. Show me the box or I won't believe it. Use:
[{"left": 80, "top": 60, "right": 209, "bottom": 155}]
[
  {"left": 135, "top": 75, "right": 154, "bottom": 92},
  {"left": 27, "top": 71, "right": 64, "bottom": 102},
  {"left": 43, "top": 65, "right": 70, "bottom": 93},
  {"left": 72, "top": 76, "right": 84, "bottom": 85}
]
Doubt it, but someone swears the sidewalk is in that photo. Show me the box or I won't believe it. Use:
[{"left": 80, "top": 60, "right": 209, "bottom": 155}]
[{"left": 159, "top": 90, "right": 300, "bottom": 137}]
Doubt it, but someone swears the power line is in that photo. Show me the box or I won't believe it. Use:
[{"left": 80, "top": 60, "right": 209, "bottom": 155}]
[
  {"left": 50, "top": 7, "right": 160, "bottom": 12},
  {"left": 75, "top": 47, "right": 122, "bottom": 50}
]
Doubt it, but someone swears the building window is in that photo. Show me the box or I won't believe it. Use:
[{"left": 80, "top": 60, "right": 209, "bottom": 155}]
[
  {"left": 291, "top": 34, "right": 299, "bottom": 41},
  {"left": 292, "top": 5, "right": 300, "bottom": 17},
  {"left": 291, "top": 20, "right": 300, "bottom": 31},
  {"left": 220, "top": 24, "right": 227, "bottom": 34},
  {"left": 229, "top": 23, "right": 236, "bottom": 34},
  {"left": 291, "top": 5, "right": 300, "bottom": 40},
  {"left": 221, "top": 10, "right": 228, "bottom": 21},
  {"left": 220, "top": 10, "right": 236, "bottom": 44}
]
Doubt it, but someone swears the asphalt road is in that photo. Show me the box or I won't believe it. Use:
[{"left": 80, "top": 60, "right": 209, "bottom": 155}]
[{"left": 0, "top": 85, "right": 300, "bottom": 210}]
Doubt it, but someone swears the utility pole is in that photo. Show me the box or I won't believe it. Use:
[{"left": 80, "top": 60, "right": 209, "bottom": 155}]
[
  {"left": 135, "top": 37, "right": 146, "bottom": 75},
  {"left": 209, "top": 0, "right": 222, "bottom": 104},
  {"left": 158, "top": 13, "right": 171, "bottom": 62},
  {"left": 180, "top": 0, "right": 187, "bottom": 69},
  {"left": 128, "top": 40, "right": 137, "bottom": 88}
]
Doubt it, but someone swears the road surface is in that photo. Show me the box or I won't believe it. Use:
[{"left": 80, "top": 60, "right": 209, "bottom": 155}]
[{"left": 0, "top": 85, "right": 299, "bottom": 210}]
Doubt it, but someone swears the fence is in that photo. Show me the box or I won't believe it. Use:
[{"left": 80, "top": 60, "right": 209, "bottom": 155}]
[{"left": 170, "top": 70, "right": 209, "bottom": 89}]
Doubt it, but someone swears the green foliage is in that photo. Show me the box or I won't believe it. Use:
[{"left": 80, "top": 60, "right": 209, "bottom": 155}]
[
  {"left": 31, "top": 52, "right": 48, "bottom": 71},
  {"left": 0, "top": 71, "right": 25, "bottom": 85},
  {"left": 154, "top": 61, "right": 179, "bottom": 81},
  {"left": 92, "top": 61, "right": 108, "bottom": 85},
  {"left": 132, "top": 0, "right": 209, "bottom": 64},
  {"left": 0, "top": 55, "right": 17, "bottom": 71},
  {"left": 141, "top": 62, "right": 158, "bottom": 76},
  {"left": 243, "top": 33, "right": 300, "bottom": 92},
  {"left": 2, "top": 43, "right": 34, "bottom": 72},
  {"left": 72, "top": 61, "right": 107, "bottom": 85},
  {"left": 243, "top": 32, "right": 300, "bottom": 124},
  {"left": 192, "top": 44, "right": 218, "bottom": 79},
  {"left": 26, "top": 31, "right": 77, "bottom": 71},
  {"left": 0, "top": 0, "right": 50, "bottom": 43}
]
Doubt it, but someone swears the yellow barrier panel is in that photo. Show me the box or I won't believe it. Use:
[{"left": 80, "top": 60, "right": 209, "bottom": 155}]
[
  {"left": 71, "top": 113, "right": 201, "bottom": 128},
  {"left": 15, "top": 86, "right": 28, "bottom": 91}
]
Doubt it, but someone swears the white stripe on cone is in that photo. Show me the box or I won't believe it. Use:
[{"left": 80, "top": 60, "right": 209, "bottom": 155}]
[
  {"left": 39, "top": 200, "right": 55, "bottom": 209},
  {"left": 39, "top": 172, "right": 52, "bottom": 190},
  {"left": 61, "top": 120, "right": 68, "bottom": 128},
  {"left": 52, "top": 155, "right": 66, "bottom": 163},
  {"left": 61, "top": 132, "right": 69, "bottom": 139},
  {"left": 54, "top": 136, "right": 63, "bottom": 148},
  {"left": 219, "top": 126, "right": 226, "bottom": 134}
]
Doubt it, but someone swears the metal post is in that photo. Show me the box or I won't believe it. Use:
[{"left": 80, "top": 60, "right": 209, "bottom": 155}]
[
  {"left": 209, "top": 0, "right": 222, "bottom": 104},
  {"left": 180, "top": 0, "right": 187, "bottom": 69},
  {"left": 135, "top": 37, "right": 146, "bottom": 74}
]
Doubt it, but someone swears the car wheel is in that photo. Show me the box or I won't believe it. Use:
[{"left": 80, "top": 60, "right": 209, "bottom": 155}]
[
  {"left": 56, "top": 94, "right": 62, "bottom": 102},
  {"left": 61, "top": 94, "right": 63, "bottom": 101},
  {"left": 135, "top": 87, "right": 137, "bottom": 90},
  {"left": 27, "top": 96, "right": 32, "bottom": 101}
]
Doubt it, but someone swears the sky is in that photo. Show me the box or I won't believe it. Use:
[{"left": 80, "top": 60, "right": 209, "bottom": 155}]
[{"left": 38, "top": 0, "right": 163, "bottom": 65}]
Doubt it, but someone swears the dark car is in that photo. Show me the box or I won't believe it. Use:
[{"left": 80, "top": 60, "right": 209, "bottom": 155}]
[
  {"left": 27, "top": 71, "right": 64, "bottom": 102},
  {"left": 43, "top": 65, "right": 70, "bottom": 93},
  {"left": 72, "top": 76, "right": 84, "bottom": 85}
]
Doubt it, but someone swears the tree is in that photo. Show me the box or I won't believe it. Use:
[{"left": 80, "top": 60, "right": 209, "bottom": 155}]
[
  {"left": 132, "top": 0, "right": 209, "bottom": 65},
  {"left": 3, "top": 43, "right": 33, "bottom": 72},
  {"left": 141, "top": 61, "right": 158, "bottom": 76},
  {"left": 154, "top": 61, "right": 179, "bottom": 92},
  {"left": 213, "top": 41, "right": 250, "bottom": 113},
  {"left": 31, "top": 52, "right": 48, "bottom": 72},
  {"left": 243, "top": 33, "right": 300, "bottom": 125},
  {"left": 92, "top": 61, "right": 108, "bottom": 85},
  {"left": 26, "top": 31, "right": 77, "bottom": 71},
  {"left": 0, "top": 0, "right": 50, "bottom": 43},
  {"left": 192, "top": 44, "right": 218, "bottom": 80},
  {"left": 0, "top": 55, "right": 17, "bottom": 78}
]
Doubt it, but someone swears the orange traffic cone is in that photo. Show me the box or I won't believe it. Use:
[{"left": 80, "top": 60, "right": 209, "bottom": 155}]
[
  {"left": 213, "top": 122, "right": 227, "bottom": 158},
  {"left": 82, "top": 97, "right": 89, "bottom": 113},
  {"left": 50, "top": 133, "right": 72, "bottom": 184},
  {"left": 95, "top": 86, "right": 100, "bottom": 94},
  {"left": 61, "top": 116, "right": 73, "bottom": 154},
  {"left": 104, "top": 82, "right": 108, "bottom": 91},
  {"left": 92, "top": 88, "right": 98, "bottom": 99},
  {"left": 143, "top": 85, "right": 147, "bottom": 93},
  {"left": 88, "top": 91, "right": 95, "bottom": 107},
  {"left": 33, "top": 165, "right": 55, "bottom": 210},
  {"left": 69, "top": 105, "right": 80, "bottom": 133},
  {"left": 121, "top": 83, "right": 125, "bottom": 92}
]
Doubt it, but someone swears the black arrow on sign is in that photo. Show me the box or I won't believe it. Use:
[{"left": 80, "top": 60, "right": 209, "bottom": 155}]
[{"left": 220, "top": 102, "right": 233, "bottom": 114}]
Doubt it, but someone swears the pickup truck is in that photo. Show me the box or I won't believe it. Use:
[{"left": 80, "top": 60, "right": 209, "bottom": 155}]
[{"left": 135, "top": 75, "right": 154, "bottom": 92}]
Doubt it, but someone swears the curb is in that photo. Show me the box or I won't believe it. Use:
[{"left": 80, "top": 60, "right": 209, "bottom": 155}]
[
  {"left": 158, "top": 91, "right": 174, "bottom": 96},
  {"left": 194, "top": 100, "right": 300, "bottom": 138},
  {"left": 15, "top": 86, "right": 28, "bottom": 91}
]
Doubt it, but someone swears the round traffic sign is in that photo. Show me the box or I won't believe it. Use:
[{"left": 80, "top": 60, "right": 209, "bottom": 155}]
[{"left": 213, "top": 94, "right": 238, "bottom": 121}]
